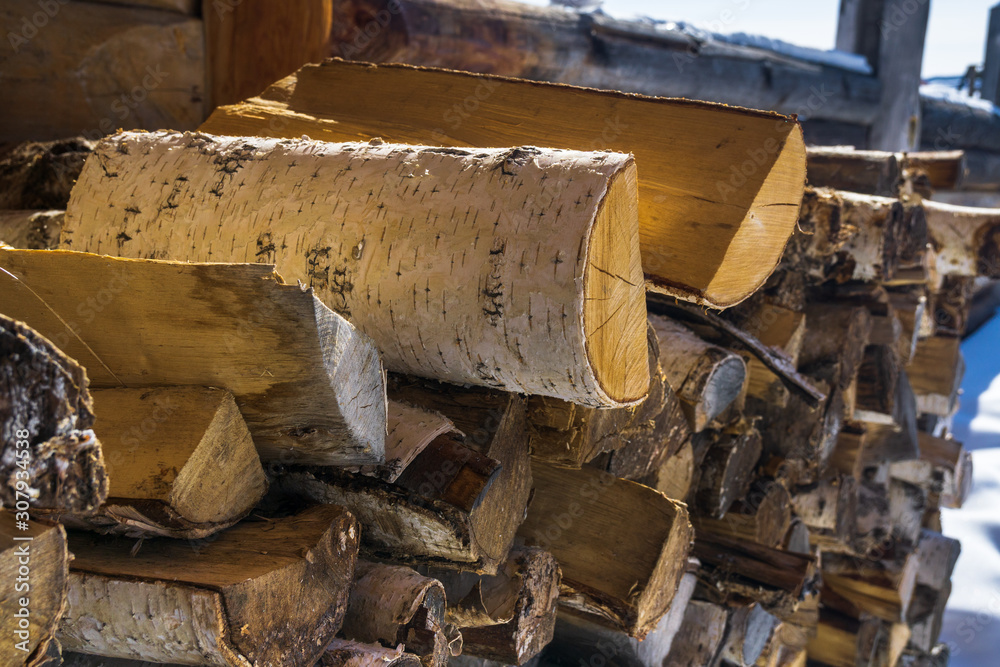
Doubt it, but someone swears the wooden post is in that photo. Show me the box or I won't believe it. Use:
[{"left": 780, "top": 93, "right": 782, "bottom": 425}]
[
  {"left": 982, "top": 4, "right": 1000, "bottom": 104},
  {"left": 837, "top": 0, "right": 930, "bottom": 151}
]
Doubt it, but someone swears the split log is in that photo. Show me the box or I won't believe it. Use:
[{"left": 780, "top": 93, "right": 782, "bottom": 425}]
[
  {"left": 662, "top": 600, "right": 730, "bottom": 667},
  {"left": 794, "top": 188, "right": 921, "bottom": 284},
  {"left": 340, "top": 562, "right": 456, "bottom": 666},
  {"left": 50, "top": 387, "right": 267, "bottom": 539},
  {"left": 527, "top": 323, "right": 689, "bottom": 474},
  {"left": 922, "top": 199, "right": 1000, "bottom": 277},
  {"left": 0, "top": 0, "right": 203, "bottom": 143},
  {"left": 357, "top": 401, "right": 460, "bottom": 483},
  {"left": 64, "top": 131, "right": 648, "bottom": 409},
  {"left": 854, "top": 345, "right": 901, "bottom": 425},
  {"left": 691, "top": 480, "right": 792, "bottom": 548},
  {"left": 790, "top": 476, "right": 858, "bottom": 553},
  {"left": 740, "top": 304, "right": 806, "bottom": 407},
  {"left": 518, "top": 461, "right": 693, "bottom": 638},
  {"left": 919, "top": 434, "right": 972, "bottom": 509},
  {"left": 806, "top": 147, "right": 901, "bottom": 197},
  {"left": 712, "top": 603, "right": 780, "bottom": 667},
  {"left": 798, "top": 304, "right": 872, "bottom": 391},
  {"left": 327, "top": 0, "right": 881, "bottom": 126},
  {"left": 886, "top": 289, "right": 927, "bottom": 363},
  {"left": 426, "top": 547, "right": 560, "bottom": 664},
  {"left": 694, "top": 426, "right": 763, "bottom": 519},
  {"left": 0, "top": 249, "right": 386, "bottom": 466},
  {"left": 821, "top": 552, "right": 919, "bottom": 623},
  {"left": 546, "top": 572, "right": 697, "bottom": 667},
  {"left": 828, "top": 423, "right": 869, "bottom": 480},
  {"left": 889, "top": 479, "right": 927, "bottom": 548},
  {"left": 649, "top": 315, "right": 747, "bottom": 433},
  {"left": 0, "top": 314, "right": 107, "bottom": 513},
  {"left": 752, "top": 379, "right": 842, "bottom": 479},
  {"left": 0, "top": 138, "right": 93, "bottom": 210},
  {"left": 200, "top": 58, "right": 808, "bottom": 309},
  {"left": 0, "top": 513, "right": 68, "bottom": 667},
  {"left": 930, "top": 275, "right": 975, "bottom": 337},
  {"left": 645, "top": 439, "right": 695, "bottom": 503},
  {"left": 273, "top": 381, "right": 528, "bottom": 574},
  {"left": 692, "top": 533, "right": 817, "bottom": 617},
  {"left": 321, "top": 641, "right": 421, "bottom": 667},
  {"left": 59, "top": 505, "right": 359, "bottom": 666},
  {"left": 0, "top": 210, "right": 63, "bottom": 249},
  {"left": 807, "top": 609, "right": 883, "bottom": 667},
  {"left": 907, "top": 336, "right": 964, "bottom": 417},
  {"left": 903, "top": 151, "right": 965, "bottom": 191}
]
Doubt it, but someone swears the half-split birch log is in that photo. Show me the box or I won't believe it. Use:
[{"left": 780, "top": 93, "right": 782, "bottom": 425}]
[
  {"left": 199, "top": 58, "right": 807, "bottom": 308},
  {"left": 0, "top": 249, "right": 385, "bottom": 466},
  {"left": 63, "top": 130, "right": 648, "bottom": 408},
  {"left": 922, "top": 200, "right": 1000, "bottom": 277},
  {"left": 0, "top": 315, "right": 108, "bottom": 513},
  {"left": 0, "top": 513, "right": 68, "bottom": 667},
  {"left": 49, "top": 387, "right": 267, "bottom": 539},
  {"left": 340, "top": 562, "right": 458, "bottom": 666},
  {"left": 59, "top": 505, "right": 359, "bottom": 667}
]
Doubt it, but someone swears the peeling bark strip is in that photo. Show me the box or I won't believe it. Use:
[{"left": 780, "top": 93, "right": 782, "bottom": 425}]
[
  {"left": 47, "top": 387, "right": 267, "bottom": 539},
  {"left": 63, "top": 131, "right": 648, "bottom": 408},
  {"left": 0, "top": 315, "right": 108, "bottom": 513},
  {"left": 0, "top": 249, "right": 385, "bottom": 466},
  {"left": 199, "top": 58, "right": 807, "bottom": 308},
  {"left": 1, "top": 513, "right": 68, "bottom": 667},
  {"left": 59, "top": 506, "right": 359, "bottom": 667}
]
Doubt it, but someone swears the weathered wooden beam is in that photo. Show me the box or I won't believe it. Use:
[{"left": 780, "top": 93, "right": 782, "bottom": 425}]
[
  {"left": 64, "top": 131, "right": 648, "bottom": 408},
  {"left": 0, "top": 249, "right": 386, "bottom": 466},
  {"left": 200, "top": 58, "right": 809, "bottom": 309}
]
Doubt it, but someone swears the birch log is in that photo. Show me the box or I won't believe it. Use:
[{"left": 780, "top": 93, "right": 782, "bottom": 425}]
[
  {"left": 922, "top": 200, "right": 1000, "bottom": 277},
  {"left": 199, "top": 58, "right": 808, "bottom": 309},
  {"left": 63, "top": 130, "right": 648, "bottom": 408},
  {"left": 49, "top": 387, "right": 267, "bottom": 539},
  {"left": 0, "top": 315, "right": 108, "bottom": 513},
  {"left": 340, "top": 562, "right": 456, "bottom": 666},
  {"left": 0, "top": 249, "right": 385, "bottom": 466},
  {"left": 59, "top": 506, "right": 359, "bottom": 667},
  {"left": 0, "top": 513, "right": 68, "bottom": 667}
]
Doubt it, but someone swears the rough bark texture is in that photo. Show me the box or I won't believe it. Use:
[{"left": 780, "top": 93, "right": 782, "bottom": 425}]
[
  {"left": 321, "top": 641, "right": 421, "bottom": 667},
  {"left": 0, "top": 210, "right": 64, "bottom": 250},
  {"left": 64, "top": 130, "right": 647, "bottom": 408},
  {"left": 49, "top": 387, "right": 267, "bottom": 539},
  {"left": 0, "top": 138, "right": 93, "bottom": 210},
  {"left": 0, "top": 249, "right": 386, "bottom": 466},
  {"left": 199, "top": 57, "right": 808, "bottom": 308},
  {"left": 0, "top": 513, "right": 68, "bottom": 667},
  {"left": 60, "top": 505, "right": 359, "bottom": 667},
  {"left": 0, "top": 315, "right": 107, "bottom": 513}
]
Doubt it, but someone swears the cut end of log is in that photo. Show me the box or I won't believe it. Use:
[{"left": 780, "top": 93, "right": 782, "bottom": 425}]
[{"left": 584, "top": 160, "right": 649, "bottom": 405}]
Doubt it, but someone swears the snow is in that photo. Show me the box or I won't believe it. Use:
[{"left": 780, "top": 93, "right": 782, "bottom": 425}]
[
  {"left": 921, "top": 82, "right": 998, "bottom": 115},
  {"left": 940, "top": 310, "right": 1000, "bottom": 665}
]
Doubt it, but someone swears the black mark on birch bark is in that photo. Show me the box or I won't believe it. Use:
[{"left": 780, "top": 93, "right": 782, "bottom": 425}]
[{"left": 482, "top": 239, "right": 506, "bottom": 326}]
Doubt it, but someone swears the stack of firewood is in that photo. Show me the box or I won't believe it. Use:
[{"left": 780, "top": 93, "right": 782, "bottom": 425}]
[{"left": 0, "top": 58, "right": 984, "bottom": 667}]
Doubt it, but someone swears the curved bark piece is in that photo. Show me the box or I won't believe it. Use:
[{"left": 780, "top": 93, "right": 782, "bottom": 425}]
[
  {"left": 48, "top": 387, "right": 267, "bottom": 539},
  {"left": 922, "top": 199, "right": 1000, "bottom": 277},
  {"left": 59, "top": 505, "right": 359, "bottom": 667},
  {"left": 341, "top": 562, "right": 455, "bottom": 667},
  {"left": 367, "top": 402, "right": 459, "bottom": 483},
  {"left": 427, "top": 547, "right": 560, "bottom": 665},
  {"left": 0, "top": 315, "right": 107, "bottom": 513},
  {"left": 63, "top": 131, "right": 647, "bottom": 408},
  {"left": 321, "top": 641, "right": 421, "bottom": 667},
  {"left": 0, "top": 210, "right": 64, "bottom": 249},
  {"left": 199, "top": 58, "right": 807, "bottom": 308},
  {"left": 0, "top": 249, "right": 385, "bottom": 466},
  {"left": 1, "top": 514, "right": 68, "bottom": 667},
  {"left": 649, "top": 316, "right": 747, "bottom": 433}
]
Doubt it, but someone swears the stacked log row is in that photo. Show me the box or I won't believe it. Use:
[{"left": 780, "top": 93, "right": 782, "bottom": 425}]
[{"left": 0, "top": 58, "right": 984, "bottom": 667}]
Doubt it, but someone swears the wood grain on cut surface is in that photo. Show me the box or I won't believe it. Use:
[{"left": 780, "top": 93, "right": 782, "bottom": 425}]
[
  {"left": 0, "top": 249, "right": 385, "bottom": 466},
  {"left": 63, "top": 131, "right": 647, "bottom": 407},
  {"left": 199, "top": 58, "right": 807, "bottom": 308}
]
